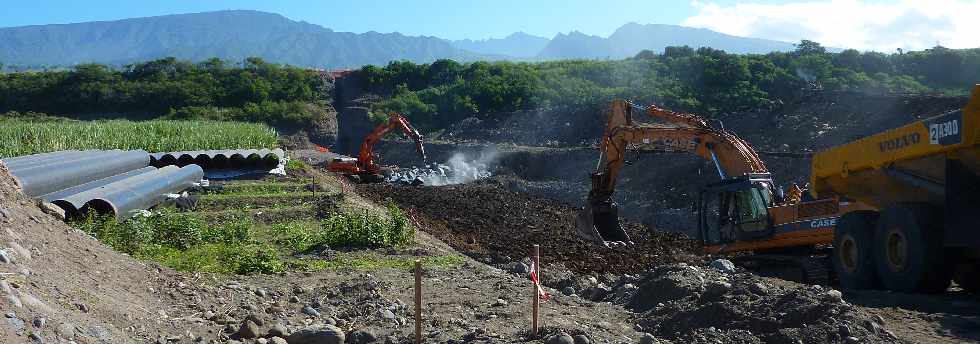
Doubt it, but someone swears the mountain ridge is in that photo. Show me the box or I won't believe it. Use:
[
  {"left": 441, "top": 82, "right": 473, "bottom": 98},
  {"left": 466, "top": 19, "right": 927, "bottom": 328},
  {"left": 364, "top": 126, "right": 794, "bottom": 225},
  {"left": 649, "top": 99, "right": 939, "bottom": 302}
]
[{"left": 0, "top": 11, "right": 800, "bottom": 68}]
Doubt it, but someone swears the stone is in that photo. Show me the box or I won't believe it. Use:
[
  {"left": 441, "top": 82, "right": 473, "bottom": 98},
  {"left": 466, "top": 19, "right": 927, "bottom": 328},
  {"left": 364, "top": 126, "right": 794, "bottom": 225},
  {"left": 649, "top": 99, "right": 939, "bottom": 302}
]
[
  {"left": 6, "top": 316, "right": 25, "bottom": 331},
  {"left": 289, "top": 296, "right": 301, "bottom": 303},
  {"left": 491, "top": 299, "right": 508, "bottom": 307},
  {"left": 28, "top": 332, "right": 43, "bottom": 343},
  {"left": 380, "top": 309, "right": 395, "bottom": 320},
  {"left": 56, "top": 322, "right": 75, "bottom": 338},
  {"left": 286, "top": 325, "right": 345, "bottom": 344},
  {"left": 862, "top": 319, "right": 881, "bottom": 335},
  {"left": 301, "top": 305, "right": 320, "bottom": 317},
  {"left": 704, "top": 281, "right": 732, "bottom": 299},
  {"left": 561, "top": 287, "right": 575, "bottom": 296},
  {"left": 585, "top": 283, "right": 612, "bottom": 301},
  {"left": 33, "top": 317, "right": 46, "bottom": 328},
  {"left": 546, "top": 332, "right": 574, "bottom": 344},
  {"left": 639, "top": 333, "right": 657, "bottom": 344},
  {"left": 238, "top": 320, "right": 260, "bottom": 339},
  {"left": 270, "top": 337, "right": 288, "bottom": 344},
  {"left": 257, "top": 339, "right": 268, "bottom": 344},
  {"left": 245, "top": 314, "right": 265, "bottom": 327},
  {"left": 824, "top": 289, "right": 844, "bottom": 303},
  {"left": 269, "top": 323, "right": 288, "bottom": 337},
  {"left": 838, "top": 324, "right": 851, "bottom": 337},
  {"left": 710, "top": 259, "right": 736, "bottom": 274},
  {"left": 749, "top": 282, "right": 769, "bottom": 295},
  {"left": 572, "top": 334, "right": 591, "bottom": 344},
  {"left": 508, "top": 262, "right": 530, "bottom": 274},
  {"left": 255, "top": 289, "right": 267, "bottom": 298},
  {"left": 0, "top": 249, "right": 11, "bottom": 264},
  {"left": 38, "top": 201, "right": 65, "bottom": 221},
  {"left": 204, "top": 311, "right": 216, "bottom": 320},
  {"left": 844, "top": 336, "right": 860, "bottom": 344},
  {"left": 348, "top": 328, "right": 379, "bottom": 344},
  {"left": 74, "top": 303, "right": 90, "bottom": 313}
]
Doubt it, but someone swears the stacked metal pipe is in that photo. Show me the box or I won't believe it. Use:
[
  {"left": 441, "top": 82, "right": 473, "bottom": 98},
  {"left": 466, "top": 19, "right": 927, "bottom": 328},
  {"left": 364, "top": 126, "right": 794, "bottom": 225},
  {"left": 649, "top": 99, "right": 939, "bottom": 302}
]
[
  {"left": 149, "top": 149, "right": 284, "bottom": 169},
  {"left": 1, "top": 150, "right": 203, "bottom": 221}
]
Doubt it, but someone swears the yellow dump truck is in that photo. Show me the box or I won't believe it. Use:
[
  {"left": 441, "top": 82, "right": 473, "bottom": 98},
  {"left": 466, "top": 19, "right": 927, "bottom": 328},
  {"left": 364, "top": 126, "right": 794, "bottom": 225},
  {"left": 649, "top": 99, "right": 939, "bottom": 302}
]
[{"left": 811, "top": 84, "right": 980, "bottom": 293}]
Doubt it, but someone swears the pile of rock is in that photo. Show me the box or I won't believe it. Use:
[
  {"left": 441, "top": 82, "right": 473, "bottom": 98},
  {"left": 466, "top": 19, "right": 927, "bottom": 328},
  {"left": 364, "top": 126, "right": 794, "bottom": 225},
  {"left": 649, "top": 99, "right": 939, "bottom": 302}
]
[{"left": 617, "top": 261, "right": 898, "bottom": 343}]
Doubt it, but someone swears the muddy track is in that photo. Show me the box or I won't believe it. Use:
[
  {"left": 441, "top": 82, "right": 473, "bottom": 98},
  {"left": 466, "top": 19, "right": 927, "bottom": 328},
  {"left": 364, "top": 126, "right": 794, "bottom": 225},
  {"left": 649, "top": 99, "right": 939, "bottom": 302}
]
[{"left": 358, "top": 180, "right": 701, "bottom": 274}]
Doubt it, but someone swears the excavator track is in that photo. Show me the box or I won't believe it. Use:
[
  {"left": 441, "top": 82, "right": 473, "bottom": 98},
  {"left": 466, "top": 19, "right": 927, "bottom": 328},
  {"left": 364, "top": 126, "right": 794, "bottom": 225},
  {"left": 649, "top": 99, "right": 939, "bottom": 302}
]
[{"left": 730, "top": 254, "right": 832, "bottom": 285}]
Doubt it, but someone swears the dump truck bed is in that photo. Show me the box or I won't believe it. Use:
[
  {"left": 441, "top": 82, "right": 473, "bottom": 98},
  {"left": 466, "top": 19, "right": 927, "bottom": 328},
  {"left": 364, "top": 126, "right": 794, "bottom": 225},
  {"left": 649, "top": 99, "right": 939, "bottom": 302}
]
[{"left": 811, "top": 85, "right": 980, "bottom": 208}]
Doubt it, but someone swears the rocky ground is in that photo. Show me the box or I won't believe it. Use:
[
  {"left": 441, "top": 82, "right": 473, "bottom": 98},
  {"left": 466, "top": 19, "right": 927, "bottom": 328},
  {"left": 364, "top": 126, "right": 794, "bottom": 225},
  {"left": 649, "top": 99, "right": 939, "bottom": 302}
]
[
  {"left": 2, "top": 156, "right": 980, "bottom": 343},
  {"left": 4, "top": 89, "right": 980, "bottom": 343}
]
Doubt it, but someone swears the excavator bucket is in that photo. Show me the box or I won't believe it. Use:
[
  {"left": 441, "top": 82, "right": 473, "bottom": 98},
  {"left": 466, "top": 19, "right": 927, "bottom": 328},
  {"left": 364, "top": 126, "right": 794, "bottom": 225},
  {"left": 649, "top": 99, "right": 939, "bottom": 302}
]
[{"left": 575, "top": 200, "right": 633, "bottom": 247}]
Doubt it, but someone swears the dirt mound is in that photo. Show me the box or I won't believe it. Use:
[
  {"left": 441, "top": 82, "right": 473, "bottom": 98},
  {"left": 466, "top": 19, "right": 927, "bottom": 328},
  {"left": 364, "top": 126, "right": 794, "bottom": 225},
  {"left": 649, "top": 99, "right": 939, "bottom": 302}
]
[
  {"left": 358, "top": 180, "right": 701, "bottom": 274},
  {"left": 0, "top": 163, "right": 204, "bottom": 342},
  {"left": 608, "top": 263, "right": 900, "bottom": 343}
]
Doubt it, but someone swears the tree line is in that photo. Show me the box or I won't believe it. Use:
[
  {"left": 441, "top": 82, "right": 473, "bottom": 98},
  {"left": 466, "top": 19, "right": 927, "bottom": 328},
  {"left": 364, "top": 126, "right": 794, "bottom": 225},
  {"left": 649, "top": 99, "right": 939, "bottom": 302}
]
[
  {"left": 1, "top": 41, "right": 978, "bottom": 131},
  {"left": 355, "top": 41, "right": 980, "bottom": 131},
  {"left": 0, "top": 57, "right": 329, "bottom": 125}
]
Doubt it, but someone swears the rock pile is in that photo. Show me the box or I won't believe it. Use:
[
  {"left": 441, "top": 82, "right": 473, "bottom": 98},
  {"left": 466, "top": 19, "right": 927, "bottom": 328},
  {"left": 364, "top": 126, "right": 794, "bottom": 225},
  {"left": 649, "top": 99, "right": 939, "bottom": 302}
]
[{"left": 586, "top": 261, "right": 900, "bottom": 343}]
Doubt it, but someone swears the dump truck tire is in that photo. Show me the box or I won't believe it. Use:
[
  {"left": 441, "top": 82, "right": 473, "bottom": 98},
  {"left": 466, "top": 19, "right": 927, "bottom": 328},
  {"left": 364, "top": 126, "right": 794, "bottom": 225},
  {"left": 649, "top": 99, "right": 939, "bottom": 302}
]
[
  {"left": 832, "top": 211, "right": 880, "bottom": 290},
  {"left": 873, "top": 203, "right": 951, "bottom": 293}
]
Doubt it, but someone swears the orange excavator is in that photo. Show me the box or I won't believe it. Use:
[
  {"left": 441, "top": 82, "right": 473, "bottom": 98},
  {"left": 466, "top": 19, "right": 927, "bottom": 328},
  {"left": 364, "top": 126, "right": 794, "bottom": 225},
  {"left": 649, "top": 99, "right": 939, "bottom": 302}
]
[
  {"left": 327, "top": 112, "right": 426, "bottom": 183},
  {"left": 578, "top": 100, "right": 867, "bottom": 282}
]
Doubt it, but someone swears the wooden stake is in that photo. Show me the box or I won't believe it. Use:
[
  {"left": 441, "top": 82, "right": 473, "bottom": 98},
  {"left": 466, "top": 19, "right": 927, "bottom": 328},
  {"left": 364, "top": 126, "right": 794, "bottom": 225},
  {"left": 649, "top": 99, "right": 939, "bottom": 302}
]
[
  {"left": 414, "top": 259, "right": 423, "bottom": 344},
  {"left": 532, "top": 244, "right": 540, "bottom": 337}
]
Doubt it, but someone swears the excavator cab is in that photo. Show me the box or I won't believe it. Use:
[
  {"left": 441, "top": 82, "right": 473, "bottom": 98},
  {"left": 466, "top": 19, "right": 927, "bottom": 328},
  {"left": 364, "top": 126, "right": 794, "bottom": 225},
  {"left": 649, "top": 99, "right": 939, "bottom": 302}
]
[{"left": 697, "top": 175, "right": 775, "bottom": 246}]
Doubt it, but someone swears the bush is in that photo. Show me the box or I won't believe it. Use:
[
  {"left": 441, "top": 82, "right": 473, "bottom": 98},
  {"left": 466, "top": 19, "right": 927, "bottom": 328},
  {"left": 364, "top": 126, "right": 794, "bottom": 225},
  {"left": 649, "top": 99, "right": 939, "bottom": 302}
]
[
  {"left": 72, "top": 210, "right": 283, "bottom": 275},
  {"left": 320, "top": 201, "right": 414, "bottom": 248}
]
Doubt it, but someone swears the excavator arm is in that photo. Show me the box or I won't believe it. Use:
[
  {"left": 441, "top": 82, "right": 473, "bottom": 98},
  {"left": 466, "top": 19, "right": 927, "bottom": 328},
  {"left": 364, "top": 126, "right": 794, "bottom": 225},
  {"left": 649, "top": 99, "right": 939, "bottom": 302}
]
[
  {"left": 356, "top": 113, "right": 427, "bottom": 174},
  {"left": 328, "top": 112, "right": 426, "bottom": 179},
  {"left": 578, "top": 100, "right": 772, "bottom": 246}
]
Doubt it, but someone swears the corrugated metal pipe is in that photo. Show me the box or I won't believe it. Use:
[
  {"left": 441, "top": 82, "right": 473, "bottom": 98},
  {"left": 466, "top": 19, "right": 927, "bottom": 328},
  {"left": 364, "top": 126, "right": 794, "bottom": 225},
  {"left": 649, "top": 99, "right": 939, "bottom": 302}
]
[
  {"left": 150, "top": 149, "right": 284, "bottom": 169},
  {"left": 5, "top": 150, "right": 151, "bottom": 197},
  {"left": 55, "top": 164, "right": 204, "bottom": 221}
]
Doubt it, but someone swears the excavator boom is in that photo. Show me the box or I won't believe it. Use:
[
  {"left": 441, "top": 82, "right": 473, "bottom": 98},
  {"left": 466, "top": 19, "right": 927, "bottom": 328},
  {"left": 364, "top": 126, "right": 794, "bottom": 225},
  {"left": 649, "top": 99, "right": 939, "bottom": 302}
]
[
  {"left": 578, "top": 100, "right": 774, "bottom": 246},
  {"left": 328, "top": 112, "right": 426, "bottom": 181}
]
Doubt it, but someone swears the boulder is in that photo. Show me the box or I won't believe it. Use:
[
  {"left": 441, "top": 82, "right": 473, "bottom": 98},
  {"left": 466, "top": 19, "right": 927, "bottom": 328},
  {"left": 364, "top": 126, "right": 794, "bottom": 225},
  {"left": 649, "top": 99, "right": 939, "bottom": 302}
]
[
  {"left": 709, "top": 259, "right": 736, "bottom": 274},
  {"left": 287, "top": 325, "right": 345, "bottom": 344}
]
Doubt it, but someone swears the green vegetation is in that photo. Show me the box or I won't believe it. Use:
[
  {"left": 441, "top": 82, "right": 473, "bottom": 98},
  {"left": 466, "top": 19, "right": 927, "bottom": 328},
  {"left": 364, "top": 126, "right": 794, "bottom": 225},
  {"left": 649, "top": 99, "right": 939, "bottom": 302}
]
[
  {"left": 73, "top": 210, "right": 285, "bottom": 274},
  {"left": 356, "top": 42, "right": 980, "bottom": 131},
  {"left": 72, "top": 197, "right": 414, "bottom": 275},
  {"left": 0, "top": 118, "right": 278, "bottom": 158},
  {"left": 0, "top": 57, "right": 329, "bottom": 125},
  {"left": 265, "top": 201, "right": 414, "bottom": 251}
]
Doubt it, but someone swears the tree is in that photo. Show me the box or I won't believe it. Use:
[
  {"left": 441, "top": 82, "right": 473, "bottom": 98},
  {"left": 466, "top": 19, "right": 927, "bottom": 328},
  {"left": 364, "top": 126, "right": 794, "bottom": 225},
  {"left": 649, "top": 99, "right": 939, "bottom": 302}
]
[
  {"left": 795, "top": 40, "right": 827, "bottom": 56},
  {"left": 634, "top": 49, "right": 657, "bottom": 59},
  {"left": 664, "top": 46, "right": 695, "bottom": 59}
]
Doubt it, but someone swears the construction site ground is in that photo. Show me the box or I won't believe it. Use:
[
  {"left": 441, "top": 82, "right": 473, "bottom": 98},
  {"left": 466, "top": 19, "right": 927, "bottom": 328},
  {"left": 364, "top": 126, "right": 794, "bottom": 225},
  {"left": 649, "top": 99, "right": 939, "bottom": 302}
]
[
  {"left": 1, "top": 157, "right": 978, "bottom": 343},
  {"left": 0, "top": 91, "right": 978, "bottom": 343}
]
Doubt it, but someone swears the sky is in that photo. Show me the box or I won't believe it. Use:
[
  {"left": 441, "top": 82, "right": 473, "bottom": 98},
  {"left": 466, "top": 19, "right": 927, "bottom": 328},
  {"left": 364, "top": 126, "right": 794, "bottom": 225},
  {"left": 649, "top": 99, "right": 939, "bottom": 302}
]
[{"left": 0, "top": 0, "right": 975, "bottom": 51}]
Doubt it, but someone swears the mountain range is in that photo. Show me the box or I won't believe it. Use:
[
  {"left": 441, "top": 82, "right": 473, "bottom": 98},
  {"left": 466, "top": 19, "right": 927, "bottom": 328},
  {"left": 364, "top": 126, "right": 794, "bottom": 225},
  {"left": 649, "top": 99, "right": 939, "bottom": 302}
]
[{"left": 0, "top": 10, "right": 798, "bottom": 68}]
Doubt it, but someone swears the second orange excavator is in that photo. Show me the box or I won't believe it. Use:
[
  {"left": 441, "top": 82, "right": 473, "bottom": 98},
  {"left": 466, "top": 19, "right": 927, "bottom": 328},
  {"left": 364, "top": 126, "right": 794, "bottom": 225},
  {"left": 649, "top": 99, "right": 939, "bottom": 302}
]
[
  {"left": 577, "top": 100, "right": 867, "bottom": 283},
  {"left": 327, "top": 112, "right": 426, "bottom": 183}
]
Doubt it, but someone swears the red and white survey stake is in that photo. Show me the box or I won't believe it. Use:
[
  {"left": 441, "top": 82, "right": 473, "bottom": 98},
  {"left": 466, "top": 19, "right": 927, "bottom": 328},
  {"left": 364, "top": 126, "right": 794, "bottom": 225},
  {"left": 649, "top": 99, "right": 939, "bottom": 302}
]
[{"left": 529, "top": 261, "right": 551, "bottom": 302}]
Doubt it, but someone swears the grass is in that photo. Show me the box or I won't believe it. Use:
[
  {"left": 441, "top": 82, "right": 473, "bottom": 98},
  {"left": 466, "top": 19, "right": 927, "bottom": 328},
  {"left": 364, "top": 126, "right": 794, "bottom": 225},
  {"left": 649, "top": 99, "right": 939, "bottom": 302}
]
[
  {"left": 72, "top": 199, "right": 416, "bottom": 275},
  {"left": 0, "top": 118, "right": 278, "bottom": 158}
]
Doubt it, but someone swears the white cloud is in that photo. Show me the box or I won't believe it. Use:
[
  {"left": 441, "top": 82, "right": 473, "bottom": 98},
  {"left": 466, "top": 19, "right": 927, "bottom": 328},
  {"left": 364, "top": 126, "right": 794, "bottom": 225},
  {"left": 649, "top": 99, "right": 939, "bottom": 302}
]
[{"left": 682, "top": 0, "right": 980, "bottom": 52}]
